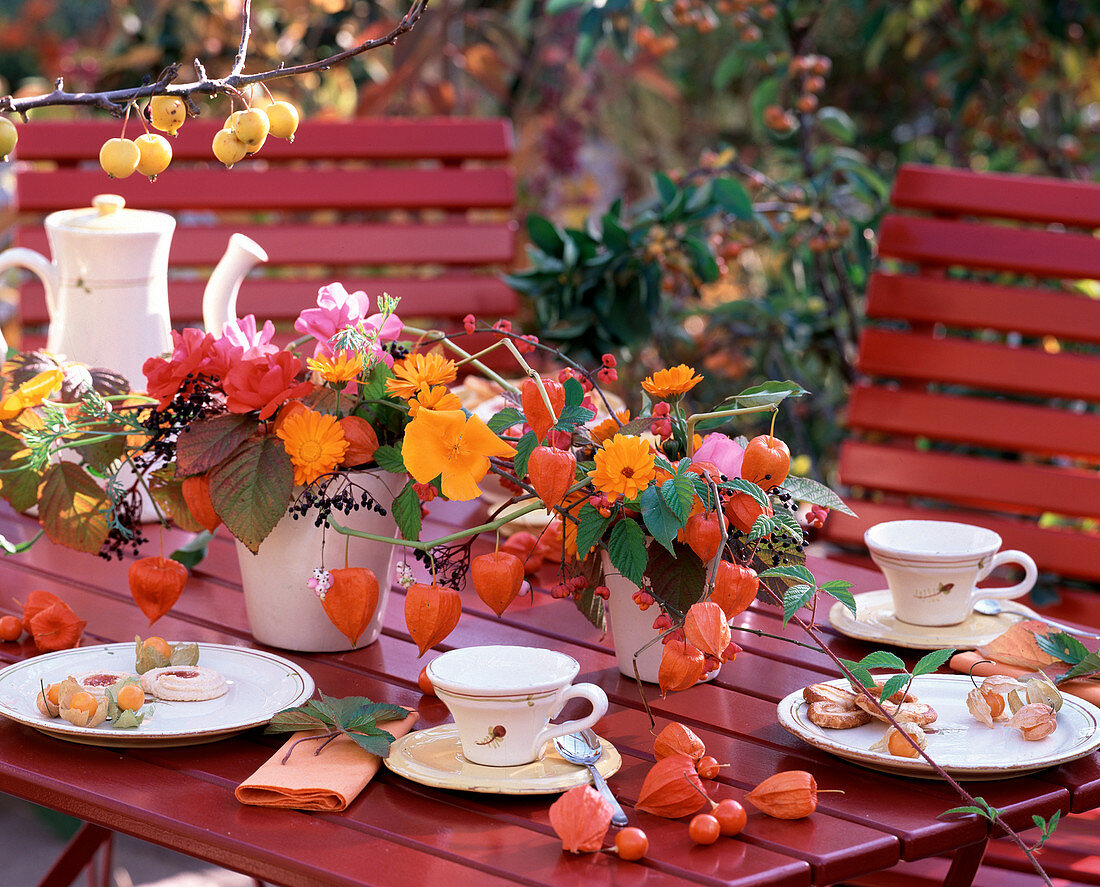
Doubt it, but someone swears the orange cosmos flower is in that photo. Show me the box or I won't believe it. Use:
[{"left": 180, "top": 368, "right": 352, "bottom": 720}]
[
  {"left": 641, "top": 364, "right": 703, "bottom": 399},
  {"left": 306, "top": 350, "right": 364, "bottom": 384},
  {"left": 408, "top": 384, "right": 462, "bottom": 417},
  {"left": 0, "top": 369, "right": 64, "bottom": 420},
  {"left": 590, "top": 409, "right": 630, "bottom": 445},
  {"left": 588, "top": 434, "right": 656, "bottom": 503},
  {"left": 402, "top": 409, "right": 515, "bottom": 501},
  {"left": 385, "top": 352, "right": 458, "bottom": 400},
  {"left": 276, "top": 407, "right": 349, "bottom": 486}
]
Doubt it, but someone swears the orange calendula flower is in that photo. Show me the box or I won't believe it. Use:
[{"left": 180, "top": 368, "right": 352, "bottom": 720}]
[
  {"left": 588, "top": 434, "right": 656, "bottom": 503},
  {"left": 402, "top": 409, "right": 515, "bottom": 501},
  {"left": 408, "top": 384, "right": 462, "bottom": 417},
  {"left": 276, "top": 407, "right": 349, "bottom": 486},
  {"left": 0, "top": 369, "right": 64, "bottom": 420},
  {"left": 591, "top": 409, "right": 630, "bottom": 445},
  {"left": 385, "top": 352, "right": 458, "bottom": 400},
  {"left": 306, "top": 350, "right": 364, "bottom": 384},
  {"left": 641, "top": 365, "right": 703, "bottom": 399}
]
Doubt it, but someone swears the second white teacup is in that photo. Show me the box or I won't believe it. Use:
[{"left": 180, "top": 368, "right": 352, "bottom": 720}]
[
  {"left": 865, "top": 520, "right": 1037, "bottom": 627},
  {"left": 426, "top": 645, "right": 608, "bottom": 767}
]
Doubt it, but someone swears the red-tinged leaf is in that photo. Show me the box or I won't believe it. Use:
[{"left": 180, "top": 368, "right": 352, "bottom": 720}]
[
  {"left": 0, "top": 431, "right": 42, "bottom": 513},
  {"left": 147, "top": 466, "right": 205, "bottom": 534},
  {"left": 208, "top": 435, "right": 294, "bottom": 553},
  {"left": 37, "top": 462, "right": 110, "bottom": 554},
  {"left": 175, "top": 414, "right": 259, "bottom": 476}
]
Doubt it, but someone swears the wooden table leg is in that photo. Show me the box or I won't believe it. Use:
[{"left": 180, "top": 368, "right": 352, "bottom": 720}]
[
  {"left": 942, "top": 837, "right": 989, "bottom": 887},
  {"left": 35, "top": 823, "right": 112, "bottom": 887}
]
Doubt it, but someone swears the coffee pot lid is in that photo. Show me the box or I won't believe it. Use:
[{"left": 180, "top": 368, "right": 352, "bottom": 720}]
[{"left": 46, "top": 194, "right": 176, "bottom": 233}]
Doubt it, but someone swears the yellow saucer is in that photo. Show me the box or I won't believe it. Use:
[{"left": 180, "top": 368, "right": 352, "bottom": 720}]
[
  {"left": 383, "top": 724, "right": 622, "bottom": 794},
  {"left": 828, "top": 589, "right": 1037, "bottom": 650}
]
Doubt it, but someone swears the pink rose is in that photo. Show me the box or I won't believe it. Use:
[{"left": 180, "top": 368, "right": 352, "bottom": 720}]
[
  {"left": 693, "top": 433, "right": 745, "bottom": 479},
  {"left": 142, "top": 328, "right": 216, "bottom": 408}
]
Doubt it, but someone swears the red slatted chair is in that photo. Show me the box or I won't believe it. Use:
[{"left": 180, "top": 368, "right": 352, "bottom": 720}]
[
  {"left": 823, "top": 163, "right": 1100, "bottom": 591},
  {"left": 2, "top": 117, "right": 518, "bottom": 355},
  {"left": 827, "top": 163, "right": 1100, "bottom": 887}
]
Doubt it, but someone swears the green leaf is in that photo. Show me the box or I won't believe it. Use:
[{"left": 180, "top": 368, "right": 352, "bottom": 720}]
[
  {"left": 1059, "top": 650, "right": 1100, "bottom": 683},
  {"left": 782, "top": 584, "right": 814, "bottom": 625},
  {"left": 574, "top": 502, "right": 610, "bottom": 559},
  {"left": 571, "top": 551, "right": 607, "bottom": 630},
  {"left": 372, "top": 444, "right": 405, "bottom": 474},
  {"left": 760, "top": 564, "right": 816, "bottom": 586},
  {"left": 721, "top": 381, "right": 808, "bottom": 410},
  {"left": 391, "top": 481, "right": 422, "bottom": 542},
  {"left": 639, "top": 485, "right": 680, "bottom": 555},
  {"left": 208, "top": 435, "right": 294, "bottom": 554},
  {"left": 175, "top": 414, "right": 259, "bottom": 476},
  {"left": 0, "top": 431, "right": 41, "bottom": 513},
  {"left": 38, "top": 462, "right": 111, "bottom": 554},
  {"left": 780, "top": 475, "right": 856, "bottom": 516},
  {"left": 606, "top": 519, "right": 647, "bottom": 586},
  {"left": 170, "top": 530, "right": 213, "bottom": 570},
  {"left": 712, "top": 178, "right": 754, "bottom": 220},
  {"left": 726, "top": 477, "right": 769, "bottom": 507},
  {"left": 513, "top": 430, "right": 538, "bottom": 479},
  {"left": 818, "top": 580, "right": 857, "bottom": 618},
  {"left": 526, "top": 214, "right": 564, "bottom": 254},
  {"left": 747, "top": 513, "right": 782, "bottom": 541},
  {"left": 1035, "top": 631, "right": 1090, "bottom": 665},
  {"left": 817, "top": 107, "right": 857, "bottom": 144},
  {"left": 645, "top": 542, "right": 707, "bottom": 614},
  {"left": 941, "top": 806, "right": 993, "bottom": 820},
  {"left": 487, "top": 407, "right": 525, "bottom": 435},
  {"left": 661, "top": 474, "right": 694, "bottom": 524},
  {"left": 340, "top": 700, "right": 410, "bottom": 732},
  {"left": 912, "top": 648, "right": 957, "bottom": 676},
  {"left": 838, "top": 658, "right": 875, "bottom": 688},
  {"left": 554, "top": 403, "right": 596, "bottom": 431},
  {"left": 860, "top": 651, "right": 906, "bottom": 670},
  {"left": 654, "top": 172, "right": 678, "bottom": 206},
  {"left": 265, "top": 708, "right": 331, "bottom": 733},
  {"left": 878, "top": 673, "right": 909, "bottom": 702},
  {"left": 562, "top": 377, "right": 585, "bottom": 408},
  {"left": 346, "top": 726, "right": 398, "bottom": 758}
]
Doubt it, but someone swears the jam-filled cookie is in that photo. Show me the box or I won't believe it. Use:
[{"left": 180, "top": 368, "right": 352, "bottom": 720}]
[{"left": 139, "top": 666, "right": 228, "bottom": 701}]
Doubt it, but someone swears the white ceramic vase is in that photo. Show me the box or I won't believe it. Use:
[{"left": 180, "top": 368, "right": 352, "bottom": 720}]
[{"left": 235, "top": 470, "right": 403, "bottom": 652}]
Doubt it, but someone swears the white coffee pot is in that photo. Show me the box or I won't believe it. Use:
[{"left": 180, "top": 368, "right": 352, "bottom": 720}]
[{"left": 0, "top": 194, "right": 267, "bottom": 388}]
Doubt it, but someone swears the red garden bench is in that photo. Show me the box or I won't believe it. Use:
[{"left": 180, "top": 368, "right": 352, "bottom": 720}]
[{"left": 2, "top": 116, "right": 518, "bottom": 352}]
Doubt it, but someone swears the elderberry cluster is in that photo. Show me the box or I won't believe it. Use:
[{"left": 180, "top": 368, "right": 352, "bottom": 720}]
[
  {"left": 98, "top": 491, "right": 149, "bottom": 561},
  {"left": 288, "top": 473, "right": 388, "bottom": 529},
  {"left": 412, "top": 542, "right": 471, "bottom": 592},
  {"left": 138, "top": 377, "right": 219, "bottom": 465},
  {"left": 384, "top": 341, "right": 410, "bottom": 362}
]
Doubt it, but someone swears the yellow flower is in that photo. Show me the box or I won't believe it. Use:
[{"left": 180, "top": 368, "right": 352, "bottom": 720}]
[
  {"left": 0, "top": 369, "right": 65, "bottom": 420},
  {"left": 276, "top": 407, "right": 349, "bottom": 486},
  {"left": 385, "top": 352, "right": 458, "bottom": 400},
  {"left": 641, "top": 364, "right": 703, "bottom": 399},
  {"left": 588, "top": 433, "right": 656, "bottom": 503},
  {"left": 306, "top": 350, "right": 364, "bottom": 384},
  {"left": 591, "top": 409, "right": 630, "bottom": 445},
  {"left": 408, "top": 384, "right": 462, "bottom": 417},
  {"left": 402, "top": 409, "right": 515, "bottom": 501}
]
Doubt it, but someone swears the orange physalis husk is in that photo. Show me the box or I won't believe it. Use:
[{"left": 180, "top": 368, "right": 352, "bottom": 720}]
[
  {"left": 966, "top": 688, "right": 995, "bottom": 728},
  {"left": 745, "top": 771, "right": 818, "bottom": 819},
  {"left": 980, "top": 675, "right": 1021, "bottom": 696},
  {"left": 684, "top": 512, "right": 722, "bottom": 563},
  {"left": 521, "top": 377, "right": 565, "bottom": 443},
  {"left": 499, "top": 531, "right": 545, "bottom": 575},
  {"left": 29, "top": 601, "right": 86, "bottom": 652},
  {"left": 653, "top": 722, "right": 707, "bottom": 762},
  {"left": 527, "top": 446, "right": 577, "bottom": 512},
  {"left": 337, "top": 415, "right": 379, "bottom": 468},
  {"left": 723, "top": 492, "right": 773, "bottom": 536},
  {"left": 58, "top": 678, "right": 108, "bottom": 728},
  {"left": 181, "top": 474, "right": 220, "bottom": 533},
  {"left": 711, "top": 561, "right": 759, "bottom": 620},
  {"left": 1009, "top": 702, "right": 1058, "bottom": 741},
  {"left": 404, "top": 582, "right": 462, "bottom": 657},
  {"left": 19, "top": 589, "right": 64, "bottom": 635},
  {"left": 635, "top": 754, "right": 709, "bottom": 819},
  {"left": 684, "top": 602, "right": 732, "bottom": 661},
  {"left": 659, "top": 639, "right": 706, "bottom": 696},
  {"left": 549, "top": 785, "right": 613, "bottom": 853},
  {"left": 740, "top": 434, "right": 791, "bottom": 489},
  {"left": 322, "top": 567, "right": 379, "bottom": 645},
  {"left": 128, "top": 556, "right": 189, "bottom": 625},
  {"left": 470, "top": 551, "right": 525, "bottom": 617}
]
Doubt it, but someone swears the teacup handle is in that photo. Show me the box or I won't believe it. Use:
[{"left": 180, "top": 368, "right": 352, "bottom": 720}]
[
  {"left": 534, "top": 682, "right": 609, "bottom": 752},
  {"left": 973, "top": 550, "right": 1038, "bottom": 602}
]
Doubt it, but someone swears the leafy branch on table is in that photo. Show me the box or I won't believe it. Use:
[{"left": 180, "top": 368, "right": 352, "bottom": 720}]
[
  {"left": 266, "top": 694, "right": 409, "bottom": 763},
  {"left": 1036, "top": 632, "right": 1100, "bottom": 683}
]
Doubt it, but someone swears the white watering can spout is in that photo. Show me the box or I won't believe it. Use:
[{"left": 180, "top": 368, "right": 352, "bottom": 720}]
[{"left": 202, "top": 233, "right": 269, "bottom": 335}]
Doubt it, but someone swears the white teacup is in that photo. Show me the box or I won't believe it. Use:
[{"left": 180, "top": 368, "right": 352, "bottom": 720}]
[
  {"left": 865, "top": 520, "right": 1037, "bottom": 627},
  {"left": 426, "top": 645, "right": 608, "bottom": 767}
]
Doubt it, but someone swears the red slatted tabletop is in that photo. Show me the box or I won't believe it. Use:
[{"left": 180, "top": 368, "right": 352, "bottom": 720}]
[{"left": 1, "top": 500, "right": 1097, "bottom": 887}]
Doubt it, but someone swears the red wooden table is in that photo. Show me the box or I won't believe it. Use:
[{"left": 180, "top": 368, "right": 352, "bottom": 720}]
[{"left": 1, "top": 500, "right": 1097, "bottom": 887}]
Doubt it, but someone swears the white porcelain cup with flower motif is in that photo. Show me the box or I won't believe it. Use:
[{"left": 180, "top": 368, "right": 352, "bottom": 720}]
[
  {"left": 426, "top": 645, "right": 608, "bottom": 767},
  {"left": 865, "top": 520, "right": 1037, "bottom": 627}
]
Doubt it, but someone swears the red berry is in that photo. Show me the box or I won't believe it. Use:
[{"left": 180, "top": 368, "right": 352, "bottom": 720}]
[
  {"left": 689, "top": 813, "right": 721, "bottom": 845},
  {"left": 614, "top": 827, "right": 648, "bottom": 861},
  {"left": 713, "top": 799, "right": 747, "bottom": 836}
]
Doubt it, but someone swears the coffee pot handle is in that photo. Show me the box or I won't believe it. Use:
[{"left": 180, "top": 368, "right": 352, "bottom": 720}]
[
  {"left": 534, "top": 682, "right": 609, "bottom": 751},
  {"left": 0, "top": 247, "right": 59, "bottom": 325}
]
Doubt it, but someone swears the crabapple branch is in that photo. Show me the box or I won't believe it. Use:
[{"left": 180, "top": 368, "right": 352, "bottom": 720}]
[{"left": 0, "top": 0, "right": 429, "bottom": 118}]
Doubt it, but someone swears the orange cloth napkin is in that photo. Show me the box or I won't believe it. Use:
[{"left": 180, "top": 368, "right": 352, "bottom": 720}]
[
  {"left": 236, "top": 710, "right": 419, "bottom": 812},
  {"left": 950, "top": 652, "right": 1100, "bottom": 707}
]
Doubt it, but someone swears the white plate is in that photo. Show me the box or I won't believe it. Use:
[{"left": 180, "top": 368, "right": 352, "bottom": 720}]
[
  {"left": 828, "top": 589, "right": 1033, "bottom": 650},
  {"left": 384, "top": 724, "right": 622, "bottom": 794},
  {"left": 778, "top": 674, "right": 1100, "bottom": 780},
  {"left": 0, "top": 643, "right": 315, "bottom": 747}
]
